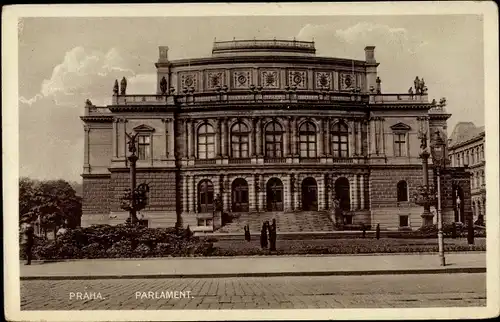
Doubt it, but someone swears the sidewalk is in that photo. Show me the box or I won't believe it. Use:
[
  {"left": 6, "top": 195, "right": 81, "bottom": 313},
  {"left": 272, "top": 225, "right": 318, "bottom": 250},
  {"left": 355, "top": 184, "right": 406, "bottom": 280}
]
[{"left": 20, "top": 252, "right": 486, "bottom": 280}]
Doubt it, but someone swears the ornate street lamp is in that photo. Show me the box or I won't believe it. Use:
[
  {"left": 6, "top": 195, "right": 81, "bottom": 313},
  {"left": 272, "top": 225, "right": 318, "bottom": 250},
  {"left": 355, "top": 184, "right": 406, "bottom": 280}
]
[
  {"left": 415, "top": 130, "right": 435, "bottom": 226},
  {"left": 430, "top": 130, "right": 446, "bottom": 266}
]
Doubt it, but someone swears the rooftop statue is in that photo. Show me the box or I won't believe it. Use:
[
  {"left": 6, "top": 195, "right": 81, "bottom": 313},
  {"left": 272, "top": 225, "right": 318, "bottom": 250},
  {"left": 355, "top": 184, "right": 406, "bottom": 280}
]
[
  {"left": 160, "top": 76, "right": 168, "bottom": 95},
  {"left": 120, "top": 77, "right": 127, "bottom": 95},
  {"left": 113, "top": 79, "right": 119, "bottom": 95}
]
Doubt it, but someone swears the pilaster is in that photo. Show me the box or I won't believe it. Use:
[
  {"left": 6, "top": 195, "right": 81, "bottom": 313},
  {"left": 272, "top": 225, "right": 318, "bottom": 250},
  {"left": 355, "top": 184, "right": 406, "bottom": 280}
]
[{"left": 83, "top": 125, "right": 90, "bottom": 174}]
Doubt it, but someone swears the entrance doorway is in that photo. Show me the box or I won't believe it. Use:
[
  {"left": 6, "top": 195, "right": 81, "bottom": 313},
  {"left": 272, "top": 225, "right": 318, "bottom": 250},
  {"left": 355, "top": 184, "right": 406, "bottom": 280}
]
[
  {"left": 232, "top": 178, "right": 249, "bottom": 212},
  {"left": 266, "top": 178, "right": 284, "bottom": 211},
  {"left": 198, "top": 180, "right": 214, "bottom": 213},
  {"left": 301, "top": 177, "right": 318, "bottom": 211},
  {"left": 334, "top": 177, "right": 350, "bottom": 211}
]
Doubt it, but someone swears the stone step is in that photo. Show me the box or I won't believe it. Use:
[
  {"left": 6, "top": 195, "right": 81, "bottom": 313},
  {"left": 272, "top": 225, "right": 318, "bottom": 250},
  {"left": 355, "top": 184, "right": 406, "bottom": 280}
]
[{"left": 217, "top": 211, "right": 335, "bottom": 233}]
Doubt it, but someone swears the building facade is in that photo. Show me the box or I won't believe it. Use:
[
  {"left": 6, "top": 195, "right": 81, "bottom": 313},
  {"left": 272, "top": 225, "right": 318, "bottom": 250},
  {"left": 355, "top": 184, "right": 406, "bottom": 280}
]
[
  {"left": 81, "top": 39, "right": 466, "bottom": 231},
  {"left": 448, "top": 122, "right": 485, "bottom": 225}
]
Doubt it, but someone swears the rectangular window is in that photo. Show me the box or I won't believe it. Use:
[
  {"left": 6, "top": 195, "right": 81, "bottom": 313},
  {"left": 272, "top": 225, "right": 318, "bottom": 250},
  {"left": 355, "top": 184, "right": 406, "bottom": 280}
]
[
  {"left": 399, "top": 215, "right": 409, "bottom": 227},
  {"left": 138, "top": 136, "right": 150, "bottom": 160},
  {"left": 394, "top": 133, "right": 406, "bottom": 157}
]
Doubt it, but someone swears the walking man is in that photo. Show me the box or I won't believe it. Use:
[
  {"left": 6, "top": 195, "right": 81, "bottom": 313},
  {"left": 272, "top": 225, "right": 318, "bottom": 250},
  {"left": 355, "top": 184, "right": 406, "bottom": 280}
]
[{"left": 21, "top": 221, "right": 35, "bottom": 265}]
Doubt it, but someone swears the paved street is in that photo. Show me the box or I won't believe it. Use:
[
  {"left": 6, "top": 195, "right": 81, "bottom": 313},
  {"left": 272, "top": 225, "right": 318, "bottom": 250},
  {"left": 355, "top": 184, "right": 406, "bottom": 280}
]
[{"left": 21, "top": 273, "right": 485, "bottom": 310}]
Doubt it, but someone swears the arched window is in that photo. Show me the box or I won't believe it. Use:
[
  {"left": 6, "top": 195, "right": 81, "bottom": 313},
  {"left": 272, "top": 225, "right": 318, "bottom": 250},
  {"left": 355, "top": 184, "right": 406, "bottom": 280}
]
[
  {"left": 197, "top": 123, "right": 215, "bottom": 159},
  {"left": 397, "top": 180, "right": 408, "bottom": 202},
  {"left": 331, "top": 122, "right": 349, "bottom": 158},
  {"left": 299, "top": 122, "right": 317, "bottom": 158},
  {"left": 265, "top": 122, "right": 284, "bottom": 158},
  {"left": 231, "top": 122, "right": 249, "bottom": 158}
]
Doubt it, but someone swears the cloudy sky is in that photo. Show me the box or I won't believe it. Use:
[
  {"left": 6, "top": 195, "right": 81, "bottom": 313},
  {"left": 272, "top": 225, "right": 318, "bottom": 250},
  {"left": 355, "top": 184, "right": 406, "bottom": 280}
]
[{"left": 18, "top": 14, "right": 484, "bottom": 182}]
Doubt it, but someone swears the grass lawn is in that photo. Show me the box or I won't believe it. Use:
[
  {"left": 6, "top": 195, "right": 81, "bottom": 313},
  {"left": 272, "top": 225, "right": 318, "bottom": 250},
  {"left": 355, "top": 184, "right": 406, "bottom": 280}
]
[{"left": 211, "top": 237, "right": 486, "bottom": 256}]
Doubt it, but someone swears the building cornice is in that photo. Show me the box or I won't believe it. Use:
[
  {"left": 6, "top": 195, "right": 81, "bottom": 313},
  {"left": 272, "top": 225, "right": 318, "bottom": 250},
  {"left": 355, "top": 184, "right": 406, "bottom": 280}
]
[
  {"left": 449, "top": 132, "right": 485, "bottom": 150},
  {"left": 80, "top": 115, "right": 114, "bottom": 122}
]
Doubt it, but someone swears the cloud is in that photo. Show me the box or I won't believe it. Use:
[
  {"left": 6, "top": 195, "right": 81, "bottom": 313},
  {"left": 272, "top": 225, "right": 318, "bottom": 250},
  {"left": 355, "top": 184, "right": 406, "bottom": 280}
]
[
  {"left": 19, "top": 46, "right": 147, "bottom": 181},
  {"left": 297, "top": 22, "right": 427, "bottom": 59},
  {"left": 20, "top": 47, "right": 138, "bottom": 106}
]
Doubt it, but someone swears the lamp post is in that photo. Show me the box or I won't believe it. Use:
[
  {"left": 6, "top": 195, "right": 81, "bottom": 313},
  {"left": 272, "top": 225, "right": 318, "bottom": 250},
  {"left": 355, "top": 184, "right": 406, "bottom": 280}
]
[
  {"left": 416, "top": 130, "right": 434, "bottom": 226},
  {"left": 431, "top": 130, "right": 446, "bottom": 266}
]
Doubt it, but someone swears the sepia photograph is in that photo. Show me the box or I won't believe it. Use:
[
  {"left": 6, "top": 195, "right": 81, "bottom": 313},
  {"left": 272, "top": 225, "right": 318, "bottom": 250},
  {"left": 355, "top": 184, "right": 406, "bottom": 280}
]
[{"left": 3, "top": 2, "right": 499, "bottom": 321}]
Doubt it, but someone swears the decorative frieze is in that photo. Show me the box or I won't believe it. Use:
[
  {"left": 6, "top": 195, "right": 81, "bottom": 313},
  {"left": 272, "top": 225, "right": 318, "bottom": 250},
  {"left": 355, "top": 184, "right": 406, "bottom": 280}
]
[
  {"left": 260, "top": 70, "right": 280, "bottom": 89},
  {"left": 233, "top": 70, "right": 252, "bottom": 89},
  {"left": 288, "top": 70, "right": 307, "bottom": 89}
]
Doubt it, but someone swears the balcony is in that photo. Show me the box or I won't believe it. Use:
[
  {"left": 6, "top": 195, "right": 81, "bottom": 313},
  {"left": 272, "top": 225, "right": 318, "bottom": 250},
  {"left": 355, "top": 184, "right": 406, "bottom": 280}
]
[
  {"left": 229, "top": 158, "right": 251, "bottom": 164},
  {"left": 264, "top": 157, "right": 286, "bottom": 164},
  {"left": 300, "top": 158, "right": 320, "bottom": 164},
  {"left": 369, "top": 94, "right": 429, "bottom": 104},
  {"left": 195, "top": 159, "right": 216, "bottom": 165},
  {"left": 333, "top": 158, "right": 354, "bottom": 164}
]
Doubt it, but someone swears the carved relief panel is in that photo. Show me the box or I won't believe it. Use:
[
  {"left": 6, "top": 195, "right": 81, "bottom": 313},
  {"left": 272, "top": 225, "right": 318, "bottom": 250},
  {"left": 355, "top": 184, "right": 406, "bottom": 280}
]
[
  {"left": 315, "top": 71, "right": 332, "bottom": 90},
  {"left": 339, "top": 72, "right": 355, "bottom": 91},
  {"left": 179, "top": 72, "right": 198, "bottom": 91},
  {"left": 232, "top": 70, "right": 252, "bottom": 89},
  {"left": 260, "top": 70, "right": 279, "bottom": 89},
  {"left": 206, "top": 70, "right": 225, "bottom": 90},
  {"left": 288, "top": 70, "right": 307, "bottom": 89}
]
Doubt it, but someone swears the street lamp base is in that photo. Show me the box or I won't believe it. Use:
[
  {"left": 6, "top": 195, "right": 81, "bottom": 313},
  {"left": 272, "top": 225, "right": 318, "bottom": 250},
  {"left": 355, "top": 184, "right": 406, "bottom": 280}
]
[{"left": 439, "top": 254, "right": 446, "bottom": 267}]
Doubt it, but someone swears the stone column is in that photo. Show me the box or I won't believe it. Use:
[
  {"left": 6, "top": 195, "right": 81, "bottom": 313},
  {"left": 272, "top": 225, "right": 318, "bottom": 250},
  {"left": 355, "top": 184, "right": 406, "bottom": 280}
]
[
  {"left": 249, "top": 175, "right": 256, "bottom": 212},
  {"left": 380, "top": 118, "right": 386, "bottom": 155},
  {"left": 223, "top": 176, "right": 230, "bottom": 212},
  {"left": 192, "top": 176, "right": 197, "bottom": 213},
  {"left": 169, "top": 119, "right": 175, "bottom": 159},
  {"left": 258, "top": 174, "right": 265, "bottom": 211},
  {"left": 290, "top": 173, "right": 295, "bottom": 210},
  {"left": 254, "top": 174, "right": 260, "bottom": 211},
  {"left": 356, "top": 121, "right": 362, "bottom": 156},
  {"left": 255, "top": 118, "right": 261, "bottom": 156},
  {"left": 249, "top": 119, "right": 254, "bottom": 157},
  {"left": 284, "top": 175, "right": 292, "bottom": 211},
  {"left": 122, "top": 119, "right": 128, "bottom": 160},
  {"left": 190, "top": 120, "right": 196, "bottom": 159},
  {"left": 349, "top": 175, "right": 355, "bottom": 210},
  {"left": 353, "top": 174, "right": 358, "bottom": 210},
  {"left": 348, "top": 120, "right": 355, "bottom": 157},
  {"left": 188, "top": 175, "right": 194, "bottom": 213},
  {"left": 83, "top": 125, "right": 90, "bottom": 172},
  {"left": 325, "top": 118, "right": 331, "bottom": 156},
  {"left": 220, "top": 119, "right": 226, "bottom": 157},
  {"left": 360, "top": 174, "right": 365, "bottom": 209},
  {"left": 184, "top": 175, "right": 189, "bottom": 213},
  {"left": 216, "top": 119, "right": 221, "bottom": 157},
  {"left": 283, "top": 117, "right": 289, "bottom": 157},
  {"left": 112, "top": 118, "right": 118, "bottom": 158},
  {"left": 318, "top": 176, "right": 325, "bottom": 210},
  {"left": 291, "top": 117, "right": 297, "bottom": 155},
  {"left": 317, "top": 119, "right": 324, "bottom": 157},
  {"left": 161, "top": 118, "right": 169, "bottom": 159},
  {"left": 294, "top": 174, "right": 300, "bottom": 210},
  {"left": 224, "top": 118, "right": 230, "bottom": 157},
  {"left": 184, "top": 120, "right": 189, "bottom": 159}
]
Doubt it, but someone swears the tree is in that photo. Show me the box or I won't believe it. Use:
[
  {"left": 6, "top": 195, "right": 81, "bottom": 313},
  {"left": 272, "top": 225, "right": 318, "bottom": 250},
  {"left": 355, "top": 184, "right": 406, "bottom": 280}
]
[{"left": 19, "top": 178, "right": 82, "bottom": 238}]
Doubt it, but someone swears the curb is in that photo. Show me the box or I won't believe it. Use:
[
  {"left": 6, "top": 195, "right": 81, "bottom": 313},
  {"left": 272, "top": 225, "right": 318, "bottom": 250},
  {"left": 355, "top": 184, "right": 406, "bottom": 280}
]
[
  {"left": 24, "top": 251, "right": 486, "bottom": 263},
  {"left": 21, "top": 267, "right": 486, "bottom": 281}
]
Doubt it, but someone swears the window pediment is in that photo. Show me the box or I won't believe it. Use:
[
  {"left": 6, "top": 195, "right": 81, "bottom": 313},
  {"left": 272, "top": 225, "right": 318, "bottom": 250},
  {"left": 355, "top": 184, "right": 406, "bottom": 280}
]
[
  {"left": 390, "top": 122, "right": 411, "bottom": 132},
  {"left": 133, "top": 124, "right": 156, "bottom": 133}
]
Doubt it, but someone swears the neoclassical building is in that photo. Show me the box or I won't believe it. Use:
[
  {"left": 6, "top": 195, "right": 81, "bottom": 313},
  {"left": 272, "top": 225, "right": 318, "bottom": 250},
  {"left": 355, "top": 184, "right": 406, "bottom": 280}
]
[
  {"left": 448, "top": 122, "right": 485, "bottom": 224},
  {"left": 81, "top": 39, "right": 466, "bottom": 231}
]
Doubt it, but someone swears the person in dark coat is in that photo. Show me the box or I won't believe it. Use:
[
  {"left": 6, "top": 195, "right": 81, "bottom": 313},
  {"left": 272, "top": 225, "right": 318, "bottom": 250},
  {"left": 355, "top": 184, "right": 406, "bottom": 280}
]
[
  {"left": 260, "top": 222, "right": 268, "bottom": 249},
  {"left": 21, "top": 222, "right": 35, "bottom": 265},
  {"left": 244, "top": 225, "right": 251, "bottom": 242},
  {"left": 269, "top": 219, "right": 277, "bottom": 251},
  {"left": 361, "top": 223, "right": 366, "bottom": 238}
]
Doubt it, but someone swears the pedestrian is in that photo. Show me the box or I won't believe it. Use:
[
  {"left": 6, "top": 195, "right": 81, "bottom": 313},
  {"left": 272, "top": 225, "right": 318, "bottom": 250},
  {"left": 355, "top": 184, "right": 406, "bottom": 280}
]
[
  {"left": 361, "top": 223, "right": 366, "bottom": 238},
  {"left": 21, "top": 221, "right": 35, "bottom": 265},
  {"left": 244, "top": 225, "right": 251, "bottom": 242},
  {"left": 260, "top": 222, "right": 268, "bottom": 249},
  {"left": 269, "top": 219, "right": 277, "bottom": 251},
  {"left": 376, "top": 223, "right": 380, "bottom": 240},
  {"left": 451, "top": 222, "right": 457, "bottom": 239}
]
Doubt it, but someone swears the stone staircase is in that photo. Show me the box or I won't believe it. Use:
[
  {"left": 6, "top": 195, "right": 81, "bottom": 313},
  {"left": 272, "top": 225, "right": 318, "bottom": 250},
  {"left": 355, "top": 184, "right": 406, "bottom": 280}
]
[{"left": 216, "top": 211, "right": 335, "bottom": 233}]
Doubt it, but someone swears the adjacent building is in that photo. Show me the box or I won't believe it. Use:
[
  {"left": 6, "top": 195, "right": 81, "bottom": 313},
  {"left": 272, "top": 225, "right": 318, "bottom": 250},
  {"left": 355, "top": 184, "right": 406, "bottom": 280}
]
[
  {"left": 80, "top": 39, "right": 470, "bottom": 231},
  {"left": 448, "top": 122, "right": 486, "bottom": 225}
]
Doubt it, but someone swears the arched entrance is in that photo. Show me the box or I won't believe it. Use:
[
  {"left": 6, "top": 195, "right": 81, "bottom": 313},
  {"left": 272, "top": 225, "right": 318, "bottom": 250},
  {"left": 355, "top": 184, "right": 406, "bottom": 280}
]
[
  {"left": 198, "top": 180, "right": 214, "bottom": 213},
  {"left": 266, "top": 178, "right": 284, "bottom": 211},
  {"left": 301, "top": 177, "right": 318, "bottom": 211},
  {"left": 232, "top": 178, "right": 249, "bottom": 212},
  {"left": 452, "top": 185, "right": 465, "bottom": 223},
  {"left": 334, "top": 177, "right": 350, "bottom": 211}
]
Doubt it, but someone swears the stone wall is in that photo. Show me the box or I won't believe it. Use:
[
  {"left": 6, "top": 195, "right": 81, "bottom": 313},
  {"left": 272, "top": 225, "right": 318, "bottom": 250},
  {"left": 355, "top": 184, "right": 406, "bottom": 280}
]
[
  {"left": 109, "top": 170, "right": 177, "bottom": 212},
  {"left": 82, "top": 175, "right": 111, "bottom": 214}
]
